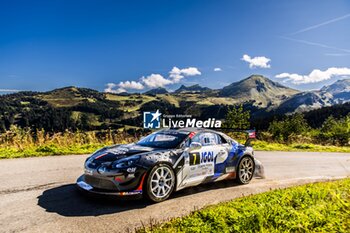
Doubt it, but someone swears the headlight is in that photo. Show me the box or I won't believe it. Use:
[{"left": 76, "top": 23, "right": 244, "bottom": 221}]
[
  {"left": 97, "top": 166, "right": 107, "bottom": 174},
  {"left": 86, "top": 148, "right": 105, "bottom": 164},
  {"left": 113, "top": 155, "right": 140, "bottom": 169}
]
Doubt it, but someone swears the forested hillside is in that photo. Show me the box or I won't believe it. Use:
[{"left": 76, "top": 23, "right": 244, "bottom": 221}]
[{"left": 0, "top": 76, "right": 349, "bottom": 133}]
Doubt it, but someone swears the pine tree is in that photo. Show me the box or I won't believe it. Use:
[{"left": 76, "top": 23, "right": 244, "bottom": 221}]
[{"left": 223, "top": 105, "right": 250, "bottom": 129}]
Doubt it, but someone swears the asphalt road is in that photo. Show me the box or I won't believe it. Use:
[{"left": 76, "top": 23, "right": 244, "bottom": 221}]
[{"left": 1, "top": 151, "right": 350, "bottom": 233}]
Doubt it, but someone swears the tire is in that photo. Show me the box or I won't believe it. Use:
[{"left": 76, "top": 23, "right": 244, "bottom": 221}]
[
  {"left": 144, "top": 164, "right": 175, "bottom": 202},
  {"left": 236, "top": 156, "right": 255, "bottom": 184}
]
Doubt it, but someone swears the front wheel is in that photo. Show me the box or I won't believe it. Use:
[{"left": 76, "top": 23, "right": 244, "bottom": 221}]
[
  {"left": 144, "top": 164, "right": 175, "bottom": 202},
  {"left": 236, "top": 156, "right": 255, "bottom": 184}
]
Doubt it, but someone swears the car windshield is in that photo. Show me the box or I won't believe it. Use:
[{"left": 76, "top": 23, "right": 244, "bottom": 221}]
[{"left": 136, "top": 131, "right": 189, "bottom": 149}]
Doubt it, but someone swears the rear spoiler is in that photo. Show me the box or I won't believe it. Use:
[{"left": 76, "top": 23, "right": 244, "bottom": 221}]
[
  {"left": 218, "top": 128, "right": 256, "bottom": 147},
  {"left": 172, "top": 127, "right": 256, "bottom": 147},
  {"left": 245, "top": 129, "right": 256, "bottom": 147}
]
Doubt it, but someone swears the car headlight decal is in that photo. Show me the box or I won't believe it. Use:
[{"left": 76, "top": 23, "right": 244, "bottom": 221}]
[
  {"left": 114, "top": 155, "right": 140, "bottom": 169},
  {"left": 97, "top": 166, "right": 107, "bottom": 174}
]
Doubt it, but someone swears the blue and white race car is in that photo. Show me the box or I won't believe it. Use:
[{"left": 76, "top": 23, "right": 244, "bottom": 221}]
[{"left": 77, "top": 128, "right": 265, "bottom": 202}]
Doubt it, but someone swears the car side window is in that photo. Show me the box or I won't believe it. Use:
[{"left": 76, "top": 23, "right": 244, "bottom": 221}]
[
  {"left": 215, "top": 134, "right": 222, "bottom": 144},
  {"left": 191, "top": 132, "right": 218, "bottom": 146},
  {"left": 216, "top": 134, "right": 228, "bottom": 144}
]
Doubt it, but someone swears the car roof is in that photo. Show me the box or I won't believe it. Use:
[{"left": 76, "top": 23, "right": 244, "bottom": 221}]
[
  {"left": 158, "top": 127, "right": 223, "bottom": 134},
  {"left": 155, "top": 128, "right": 235, "bottom": 144}
]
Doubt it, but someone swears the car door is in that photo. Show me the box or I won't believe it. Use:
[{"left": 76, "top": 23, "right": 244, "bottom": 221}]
[
  {"left": 212, "top": 133, "right": 234, "bottom": 179},
  {"left": 182, "top": 132, "right": 222, "bottom": 187}
]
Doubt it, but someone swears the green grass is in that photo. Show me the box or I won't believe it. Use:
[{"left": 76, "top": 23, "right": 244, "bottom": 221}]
[
  {"left": 139, "top": 179, "right": 350, "bottom": 233},
  {"left": 0, "top": 126, "right": 134, "bottom": 159},
  {"left": 0, "top": 143, "right": 107, "bottom": 159},
  {"left": 0, "top": 140, "right": 349, "bottom": 159},
  {"left": 252, "top": 140, "right": 350, "bottom": 153},
  {"left": 105, "top": 93, "right": 157, "bottom": 111}
]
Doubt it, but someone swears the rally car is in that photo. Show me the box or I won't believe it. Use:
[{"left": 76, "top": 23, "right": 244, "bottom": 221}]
[{"left": 77, "top": 128, "right": 265, "bottom": 202}]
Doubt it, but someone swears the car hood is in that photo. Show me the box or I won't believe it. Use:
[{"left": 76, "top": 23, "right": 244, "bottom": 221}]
[{"left": 89, "top": 143, "right": 160, "bottom": 163}]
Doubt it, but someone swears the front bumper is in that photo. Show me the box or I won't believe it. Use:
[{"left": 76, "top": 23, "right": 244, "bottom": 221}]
[{"left": 76, "top": 175, "right": 143, "bottom": 199}]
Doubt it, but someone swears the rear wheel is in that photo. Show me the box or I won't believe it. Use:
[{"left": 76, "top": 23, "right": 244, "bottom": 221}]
[
  {"left": 236, "top": 156, "right": 255, "bottom": 184},
  {"left": 144, "top": 164, "right": 175, "bottom": 202}
]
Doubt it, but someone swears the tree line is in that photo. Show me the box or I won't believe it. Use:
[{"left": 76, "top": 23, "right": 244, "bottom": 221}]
[
  {"left": 0, "top": 93, "right": 124, "bottom": 132},
  {"left": 0, "top": 90, "right": 349, "bottom": 146},
  {"left": 224, "top": 104, "right": 350, "bottom": 146}
]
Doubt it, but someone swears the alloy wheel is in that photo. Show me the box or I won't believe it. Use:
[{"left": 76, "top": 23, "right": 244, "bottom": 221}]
[
  {"left": 150, "top": 166, "right": 174, "bottom": 198},
  {"left": 238, "top": 157, "right": 254, "bottom": 183}
]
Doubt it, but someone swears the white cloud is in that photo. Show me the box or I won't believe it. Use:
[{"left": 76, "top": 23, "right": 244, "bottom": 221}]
[
  {"left": 169, "top": 67, "right": 183, "bottom": 82},
  {"left": 141, "top": 74, "right": 173, "bottom": 88},
  {"left": 0, "top": 88, "right": 21, "bottom": 92},
  {"left": 104, "top": 83, "right": 127, "bottom": 94},
  {"left": 104, "top": 81, "right": 143, "bottom": 93},
  {"left": 169, "top": 66, "right": 201, "bottom": 82},
  {"left": 241, "top": 54, "right": 271, "bottom": 69},
  {"left": 104, "top": 66, "right": 201, "bottom": 93},
  {"left": 104, "top": 83, "right": 117, "bottom": 93},
  {"left": 179, "top": 67, "right": 201, "bottom": 76},
  {"left": 214, "top": 67, "right": 222, "bottom": 72},
  {"left": 118, "top": 80, "right": 144, "bottom": 90},
  {"left": 115, "top": 88, "right": 127, "bottom": 93},
  {"left": 275, "top": 67, "right": 350, "bottom": 84}
]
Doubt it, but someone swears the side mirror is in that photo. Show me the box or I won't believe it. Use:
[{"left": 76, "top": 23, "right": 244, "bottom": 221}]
[{"left": 190, "top": 142, "right": 202, "bottom": 149}]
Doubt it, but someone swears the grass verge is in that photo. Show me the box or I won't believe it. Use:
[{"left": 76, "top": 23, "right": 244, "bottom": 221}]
[
  {"left": 1, "top": 140, "right": 349, "bottom": 159},
  {"left": 0, "top": 143, "right": 106, "bottom": 159},
  {"left": 252, "top": 140, "right": 350, "bottom": 153},
  {"left": 139, "top": 179, "right": 350, "bottom": 233}
]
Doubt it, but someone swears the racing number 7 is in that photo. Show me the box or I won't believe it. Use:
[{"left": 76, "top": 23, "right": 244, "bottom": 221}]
[{"left": 189, "top": 152, "right": 200, "bottom": 166}]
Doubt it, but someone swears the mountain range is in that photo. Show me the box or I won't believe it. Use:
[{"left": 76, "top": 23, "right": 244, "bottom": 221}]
[
  {"left": 1, "top": 75, "right": 349, "bottom": 131},
  {"left": 145, "top": 75, "right": 350, "bottom": 113},
  {"left": 174, "top": 84, "right": 211, "bottom": 93}
]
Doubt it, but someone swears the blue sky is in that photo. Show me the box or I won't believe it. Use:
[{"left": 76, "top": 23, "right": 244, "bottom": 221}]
[{"left": 0, "top": 0, "right": 350, "bottom": 93}]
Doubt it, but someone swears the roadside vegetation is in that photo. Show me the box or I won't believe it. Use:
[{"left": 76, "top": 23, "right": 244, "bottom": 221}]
[
  {"left": 251, "top": 113, "right": 350, "bottom": 152},
  {"left": 251, "top": 140, "right": 350, "bottom": 153},
  {"left": 138, "top": 178, "right": 350, "bottom": 233},
  {"left": 0, "top": 104, "right": 349, "bottom": 158},
  {"left": 224, "top": 105, "right": 350, "bottom": 149},
  {"left": 0, "top": 126, "right": 134, "bottom": 159}
]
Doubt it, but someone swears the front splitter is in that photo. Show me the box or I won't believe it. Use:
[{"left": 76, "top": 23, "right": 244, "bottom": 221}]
[{"left": 76, "top": 175, "right": 143, "bottom": 200}]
